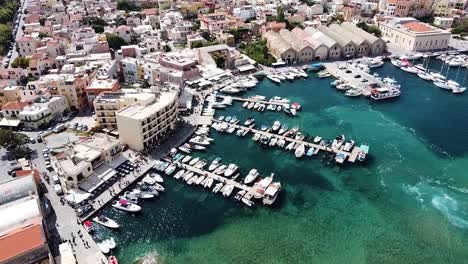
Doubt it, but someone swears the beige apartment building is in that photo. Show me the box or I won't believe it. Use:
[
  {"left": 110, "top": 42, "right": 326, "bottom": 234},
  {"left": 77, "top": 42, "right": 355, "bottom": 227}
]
[
  {"left": 116, "top": 89, "right": 178, "bottom": 151},
  {"left": 93, "top": 91, "right": 156, "bottom": 129},
  {"left": 379, "top": 18, "right": 451, "bottom": 51},
  {"left": 53, "top": 74, "right": 90, "bottom": 111}
]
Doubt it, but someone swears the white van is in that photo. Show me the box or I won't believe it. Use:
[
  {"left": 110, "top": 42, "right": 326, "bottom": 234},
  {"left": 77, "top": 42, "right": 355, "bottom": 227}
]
[
  {"left": 54, "top": 184, "right": 63, "bottom": 195},
  {"left": 53, "top": 124, "right": 66, "bottom": 133}
]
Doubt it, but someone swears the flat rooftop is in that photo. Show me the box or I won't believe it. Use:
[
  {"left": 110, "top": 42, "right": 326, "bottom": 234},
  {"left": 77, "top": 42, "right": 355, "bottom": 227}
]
[
  {"left": 117, "top": 90, "right": 177, "bottom": 120},
  {"left": 87, "top": 77, "right": 118, "bottom": 90}
]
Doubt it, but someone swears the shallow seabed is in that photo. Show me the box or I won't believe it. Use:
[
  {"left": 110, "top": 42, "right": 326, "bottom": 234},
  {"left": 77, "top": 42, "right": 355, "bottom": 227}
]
[{"left": 94, "top": 60, "right": 468, "bottom": 264}]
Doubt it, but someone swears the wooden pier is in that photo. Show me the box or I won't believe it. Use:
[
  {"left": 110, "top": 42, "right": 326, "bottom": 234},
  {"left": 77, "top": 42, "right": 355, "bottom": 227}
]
[{"left": 212, "top": 119, "right": 363, "bottom": 163}]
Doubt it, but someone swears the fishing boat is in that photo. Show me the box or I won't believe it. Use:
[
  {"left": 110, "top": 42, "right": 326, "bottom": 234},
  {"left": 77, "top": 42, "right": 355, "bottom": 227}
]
[
  {"left": 295, "top": 144, "right": 305, "bottom": 158},
  {"left": 174, "top": 170, "right": 185, "bottom": 180},
  {"left": 222, "top": 184, "right": 235, "bottom": 197},
  {"left": 263, "top": 182, "right": 281, "bottom": 205},
  {"left": 244, "top": 169, "right": 259, "bottom": 184},
  {"left": 213, "top": 183, "right": 223, "bottom": 193},
  {"left": 272, "top": 121, "right": 281, "bottom": 132},
  {"left": 112, "top": 199, "right": 142, "bottom": 213},
  {"left": 214, "top": 164, "right": 227, "bottom": 175},
  {"left": 93, "top": 216, "right": 119, "bottom": 229},
  {"left": 253, "top": 175, "right": 274, "bottom": 199},
  {"left": 182, "top": 155, "right": 192, "bottom": 163},
  {"left": 224, "top": 164, "right": 238, "bottom": 177},
  {"left": 313, "top": 136, "right": 322, "bottom": 143},
  {"left": 208, "top": 157, "right": 222, "bottom": 171},
  {"left": 189, "top": 157, "right": 200, "bottom": 166}
]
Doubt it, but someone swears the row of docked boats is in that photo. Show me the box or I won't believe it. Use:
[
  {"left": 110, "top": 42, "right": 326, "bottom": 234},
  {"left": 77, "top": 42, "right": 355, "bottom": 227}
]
[
  {"left": 331, "top": 79, "right": 362, "bottom": 97},
  {"left": 240, "top": 95, "right": 301, "bottom": 116},
  {"left": 266, "top": 68, "right": 308, "bottom": 83},
  {"left": 391, "top": 58, "right": 466, "bottom": 94},
  {"left": 97, "top": 237, "right": 117, "bottom": 254}
]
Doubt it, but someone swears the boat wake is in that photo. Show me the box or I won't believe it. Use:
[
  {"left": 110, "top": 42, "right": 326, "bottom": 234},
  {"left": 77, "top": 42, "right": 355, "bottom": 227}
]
[{"left": 403, "top": 182, "right": 468, "bottom": 229}]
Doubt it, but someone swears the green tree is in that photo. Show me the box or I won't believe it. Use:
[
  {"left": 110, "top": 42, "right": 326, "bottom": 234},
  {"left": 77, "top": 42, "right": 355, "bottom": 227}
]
[
  {"left": 117, "top": 0, "right": 141, "bottom": 11},
  {"left": 212, "top": 54, "right": 226, "bottom": 68},
  {"left": 336, "top": 14, "right": 345, "bottom": 23},
  {"left": 0, "top": 23, "right": 11, "bottom": 55},
  {"left": 356, "top": 22, "right": 382, "bottom": 37},
  {"left": 276, "top": 6, "right": 285, "bottom": 22},
  {"left": 92, "top": 25, "right": 104, "bottom": 33},
  {"left": 11, "top": 57, "right": 30, "bottom": 69},
  {"left": 38, "top": 32, "right": 49, "bottom": 39},
  {"left": 240, "top": 39, "right": 276, "bottom": 66},
  {"left": 0, "top": 130, "right": 31, "bottom": 159},
  {"left": 105, "top": 33, "right": 127, "bottom": 50},
  {"left": 452, "top": 20, "right": 468, "bottom": 36}
]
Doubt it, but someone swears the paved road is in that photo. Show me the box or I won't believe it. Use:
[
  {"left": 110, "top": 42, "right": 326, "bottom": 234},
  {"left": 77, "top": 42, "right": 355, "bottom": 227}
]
[{"left": 7, "top": 0, "right": 27, "bottom": 67}]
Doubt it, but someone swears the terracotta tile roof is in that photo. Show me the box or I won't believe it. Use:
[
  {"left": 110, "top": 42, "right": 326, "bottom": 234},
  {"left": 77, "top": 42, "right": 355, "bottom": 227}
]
[
  {"left": 16, "top": 36, "right": 33, "bottom": 42},
  {"left": 387, "top": 0, "right": 397, "bottom": 4},
  {"left": 2, "top": 101, "right": 29, "bottom": 110},
  {"left": 143, "top": 8, "right": 158, "bottom": 16},
  {"left": 403, "top": 22, "right": 433, "bottom": 32},
  {"left": 0, "top": 222, "right": 46, "bottom": 262},
  {"left": 15, "top": 169, "right": 40, "bottom": 183}
]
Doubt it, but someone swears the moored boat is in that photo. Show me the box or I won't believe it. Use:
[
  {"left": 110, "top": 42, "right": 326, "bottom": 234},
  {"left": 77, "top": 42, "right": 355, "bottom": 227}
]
[{"left": 93, "top": 215, "right": 119, "bottom": 229}]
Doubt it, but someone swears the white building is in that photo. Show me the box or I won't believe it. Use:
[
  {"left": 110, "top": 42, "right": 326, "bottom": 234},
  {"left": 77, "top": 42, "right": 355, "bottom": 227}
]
[
  {"left": 233, "top": 5, "right": 256, "bottom": 22},
  {"left": 379, "top": 18, "right": 451, "bottom": 51},
  {"left": 116, "top": 88, "right": 178, "bottom": 151},
  {"left": 19, "top": 96, "right": 69, "bottom": 129},
  {"left": 433, "top": 17, "right": 454, "bottom": 29}
]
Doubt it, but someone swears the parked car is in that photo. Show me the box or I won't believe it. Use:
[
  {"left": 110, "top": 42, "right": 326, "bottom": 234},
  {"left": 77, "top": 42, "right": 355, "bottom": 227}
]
[
  {"left": 362, "top": 79, "right": 369, "bottom": 83},
  {"left": 46, "top": 164, "right": 53, "bottom": 171},
  {"left": 52, "top": 174, "right": 60, "bottom": 184},
  {"left": 54, "top": 184, "right": 63, "bottom": 195},
  {"left": 53, "top": 124, "right": 66, "bottom": 133},
  {"left": 345, "top": 70, "right": 352, "bottom": 74},
  {"left": 354, "top": 74, "right": 361, "bottom": 78}
]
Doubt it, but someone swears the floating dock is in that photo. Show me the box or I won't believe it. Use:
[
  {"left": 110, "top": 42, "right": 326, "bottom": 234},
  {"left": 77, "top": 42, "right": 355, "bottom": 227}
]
[
  {"left": 217, "top": 95, "right": 291, "bottom": 106},
  {"left": 212, "top": 120, "right": 363, "bottom": 163}
]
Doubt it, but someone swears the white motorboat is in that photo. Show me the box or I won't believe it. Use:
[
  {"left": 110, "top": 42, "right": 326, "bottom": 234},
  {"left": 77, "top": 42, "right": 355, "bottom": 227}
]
[
  {"left": 267, "top": 75, "right": 281, "bottom": 83},
  {"left": 335, "top": 153, "right": 347, "bottom": 164},
  {"left": 97, "top": 242, "right": 110, "bottom": 254},
  {"left": 127, "top": 190, "right": 153, "bottom": 199},
  {"left": 93, "top": 216, "right": 119, "bottom": 229},
  {"left": 332, "top": 135, "right": 345, "bottom": 149},
  {"left": 224, "top": 164, "right": 238, "bottom": 177},
  {"left": 242, "top": 197, "right": 254, "bottom": 207},
  {"left": 253, "top": 175, "right": 274, "bottom": 199},
  {"left": 189, "top": 136, "right": 211, "bottom": 146},
  {"left": 221, "top": 87, "right": 242, "bottom": 94},
  {"left": 263, "top": 182, "right": 281, "bottom": 205},
  {"left": 370, "top": 87, "right": 401, "bottom": 100},
  {"left": 105, "top": 238, "right": 116, "bottom": 250},
  {"left": 195, "top": 175, "right": 205, "bottom": 185},
  {"left": 213, "top": 183, "right": 223, "bottom": 193},
  {"left": 402, "top": 53, "right": 423, "bottom": 60},
  {"left": 343, "top": 140, "right": 355, "bottom": 152},
  {"left": 390, "top": 59, "right": 402, "bottom": 67},
  {"left": 368, "top": 60, "right": 384, "bottom": 68},
  {"left": 345, "top": 89, "right": 361, "bottom": 97},
  {"left": 182, "top": 155, "right": 192, "bottom": 163},
  {"left": 244, "top": 169, "right": 259, "bottom": 184},
  {"left": 187, "top": 175, "right": 198, "bottom": 185},
  {"left": 294, "top": 144, "right": 305, "bottom": 158},
  {"left": 174, "top": 170, "right": 185, "bottom": 180},
  {"left": 452, "top": 87, "right": 466, "bottom": 94},
  {"left": 222, "top": 184, "right": 235, "bottom": 197},
  {"left": 204, "top": 177, "right": 214, "bottom": 188},
  {"left": 247, "top": 102, "right": 255, "bottom": 109},
  {"left": 153, "top": 183, "right": 165, "bottom": 192},
  {"left": 164, "top": 165, "right": 176, "bottom": 175},
  {"left": 112, "top": 199, "right": 142, "bottom": 213},
  {"left": 234, "top": 190, "right": 247, "bottom": 200},
  {"left": 242, "top": 101, "right": 249, "bottom": 108},
  {"left": 277, "top": 138, "right": 286, "bottom": 148},
  {"left": 244, "top": 118, "right": 255, "bottom": 126},
  {"left": 313, "top": 136, "right": 322, "bottom": 143},
  {"left": 189, "top": 157, "right": 200, "bottom": 166},
  {"left": 400, "top": 66, "right": 418, "bottom": 74},
  {"left": 142, "top": 175, "right": 156, "bottom": 185},
  {"left": 190, "top": 144, "right": 206, "bottom": 151},
  {"left": 285, "top": 141, "right": 295, "bottom": 151},
  {"left": 183, "top": 172, "right": 194, "bottom": 181},
  {"left": 178, "top": 146, "right": 191, "bottom": 154},
  {"left": 272, "top": 121, "right": 281, "bottom": 132},
  {"left": 194, "top": 159, "right": 207, "bottom": 169},
  {"left": 215, "top": 164, "right": 227, "bottom": 175},
  {"left": 208, "top": 157, "right": 221, "bottom": 171}
]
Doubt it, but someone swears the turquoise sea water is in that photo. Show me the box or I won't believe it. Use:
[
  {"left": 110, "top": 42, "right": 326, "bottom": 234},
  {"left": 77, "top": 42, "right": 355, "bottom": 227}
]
[{"left": 94, "top": 60, "right": 468, "bottom": 264}]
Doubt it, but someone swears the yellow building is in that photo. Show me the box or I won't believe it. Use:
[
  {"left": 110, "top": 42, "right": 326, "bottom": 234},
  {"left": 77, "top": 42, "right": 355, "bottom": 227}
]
[
  {"left": 0, "top": 86, "right": 21, "bottom": 107},
  {"left": 433, "top": 1, "right": 449, "bottom": 16},
  {"left": 54, "top": 74, "right": 90, "bottom": 111}
]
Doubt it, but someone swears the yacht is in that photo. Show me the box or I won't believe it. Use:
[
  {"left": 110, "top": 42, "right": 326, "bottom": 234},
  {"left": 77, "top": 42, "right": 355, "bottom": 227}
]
[
  {"left": 189, "top": 157, "right": 200, "bottom": 166},
  {"left": 272, "top": 121, "right": 281, "bottom": 132},
  {"left": 390, "top": 59, "right": 403, "bottom": 68},
  {"left": 164, "top": 165, "right": 176, "bottom": 175},
  {"left": 187, "top": 175, "right": 198, "bottom": 185},
  {"left": 221, "top": 86, "right": 242, "bottom": 94},
  {"left": 433, "top": 80, "right": 452, "bottom": 90},
  {"left": 247, "top": 102, "right": 255, "bottom": 109},
  {"left": 142, "top": 175, "right": 156, "bottom": 185},
  {"left": 178, "top": 146, "right": 191, "bottom": 154},
  {"left": 263, "top": 182, "right": 281, "bottom": 205},
  {"left": 242, "top": 101, "right": 249, "bottom": 108},
  {"left": 277, "top": 138, "right": 286, "bottom": 148},
  {"left": 285, "top": 141, "right": 295, "bottom": 151},
  {"left": 204, "top": 177, "right": 214, "bottom": 188},
  {"left": 269, "top": 137, "right": 278, "bottom": 147},
  {"left": 127, "top": 190, "right": 153, "bottom": 199},
  {"left": 224, "top": 164, "right": 239, "bottom": 177},
  {"left": 343, "top": 140, "right": 355, "bottom": 152},
  {"left": 208, "top": 157, "right": 222, "bottom": 171},
  {"left": 214, "top": 165, "right": 227, "bottom": 175},
  {"left": 294, "top": 144, "right": 305, "bottom": 158},
  {"left": 267, "top": 75, "right": 281, "bottom": 83},
  {"left": 182, "top": 155, "right": 192, "bottom": 163},
  {"left": 212, "top": 183, "right": 223, "bottom": 193},
  {"left": 195, "top": 175, "right": 205, "bottom": 185},
  {"left": 189, "top": 136, "right": 211, "bottom": 146},
  {"left": 93, "top": 216, "right": 119, "bottom": 229},
  {"left": 153, "top": 183, "right": 165, "bottom": 192},
  {"left": 345, "top": 89, "right": 361, "bottom": 97},
  {"left": 368, "top": 59, "right": 384, "bottom": 68},
  {"left": 313, "top": 136, "right": 322, "bottom": 143},
  {"left": 244, "top": 169, "right": 259, "bottom": 184},
  {"left": 280, "top": 125, "right": 290, "bottom": 135},
  {"left": 417, "top": 71, "right": 433, "bottom": 81},
  {"left": 253, "top": 175, "right": 274, "bottom": 199},
  {"left": 183, "top": 172, "right": 194, "bottom": 181},
  {"left": 244, "top": 118, "right": 255, "bottom": 126},
  {"left": 370, "top": 87, "right": 401, "bottom": 100},
  {"left": 112, "top": 199, "right": 142, "bottom": 213}
]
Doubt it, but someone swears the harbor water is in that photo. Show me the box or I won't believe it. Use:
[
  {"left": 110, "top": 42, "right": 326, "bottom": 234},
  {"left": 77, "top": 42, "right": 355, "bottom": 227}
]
[{"left": 94, "top": 60, "right": 468, "bottom": 264}]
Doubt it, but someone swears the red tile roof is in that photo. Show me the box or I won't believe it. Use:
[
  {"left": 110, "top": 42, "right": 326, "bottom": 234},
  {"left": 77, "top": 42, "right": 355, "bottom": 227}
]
[
  {"left": 403, "top": 22, "right": 433, "bottom": 32},
  {"left": 15, "top": 169, "right": 40, "bottom": 183},
  {"left": 2, "top": 101, "right": 29, "bottom": 110},
  {"left": 16, "top": 36, "right": 33, "bottom": 42},
  {"left": 143, "top": 8, "right": 158, "bottom": 16},
  {"left": 0, "top": 222, "right": 46, "bottom": 262}
]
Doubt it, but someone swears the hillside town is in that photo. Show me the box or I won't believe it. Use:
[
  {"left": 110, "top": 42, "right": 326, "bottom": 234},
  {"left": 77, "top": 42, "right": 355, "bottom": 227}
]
[{"left": 0, "top": 0, "right": 467, "bottom": 263}]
